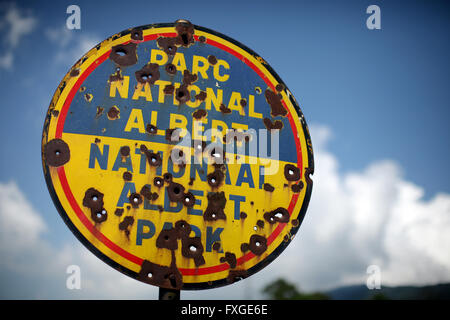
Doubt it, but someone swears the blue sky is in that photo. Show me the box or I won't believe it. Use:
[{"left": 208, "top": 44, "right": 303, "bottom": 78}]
[{"left": 0, "top": 0, "right": 449, "bottom": 299}]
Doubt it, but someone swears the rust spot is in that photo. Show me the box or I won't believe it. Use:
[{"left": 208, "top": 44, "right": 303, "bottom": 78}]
[
  {"left": 110, "top": 43, "right": 138, "bottom": 67},
  {"left": 239, "top": 211, "right": 247, "bottom": 220},
  {"left": 129, "top": 193, "right": 142, "bottom": 208},
  {"left": 114, "top": 208, "right": 124, "bottom": 217},
  {"left": 291, "top": 181, "right": 304, "bottom": 193},
  {"left": 44, "top": 139, "right": 70, "bottom": 167},
  {"left": 109, "top": 68, "right": 123, "bottom": 82},
  {"left": 188, "top": 177, "right": 195, "bottom": 186},
  {"left": 256, "top": 220, "right": 265, "bottom": 229},
  {"left": 284, "top": 164, "right": 300, "bottom": 181},
  {"left": 166, "top": 182, "right": 185, "bottom": 202},
  {"left": 263, "top": 117, "right": 284, "bottom": 130},
  {"left": 79, "top": 86, "right": 86, "bottom": 93},
  {"left": 120, "top": 146, "right": 130, "bottom": 157},
  {"left": 264, "top": 207, "right": 290, "bottom": 224},
  {"left": 198, "top": 35, "right": 206, "bottom": 43},
  {"left": 248, "top": 234, "right": 267, "bottom": 255},
  {"left": 195, "top": 91, "right": 207, "bottom": 101},
  {"left": 263, "top": 183, "right": 275, "bottom": 192},
  {"left": 146, "top": 123, "right": 158, "bottom": 135},
  {"left": 240, "top": 99, "right": 247, "bottom": 108},
  {"left": 219, "top": 103, "right": 232, "bottom": 114},
  {"left": 135, "top": 63, "right": 160, "bottom": 85},
  {"left": 140, "top": 185, "right": 152, "bottom": 200},
  {"left": 165, "top": 63, "right": 177, "bottom": 75},
  {"left": 83, "top": 188, "right": 104, "bottom": 213},
  {"left": 137, "top": 253, "right": 183, "bottom": 289},
  {"left": 181, "top": 236, "right": 205, "bottom": 267},
  {"left": 165, "top": 128, "right": 181, "bottom": 142},
  {"left": 163, "top": 84, "right": 175, "bottom": 95},
  {"left": 156, "top": 228, "right": 179, "bottom": 250},
  {"left": 130, "top": 27, "right": 143, "bottom": 41},
  {"left": 220, "top": 252, "right": 237, "bottom": 269},
  {"left": 154, "top": 177, "right": 164, "bottom": 188},
  {"left": 207, "top": 170, "right": 224, "bottom": 188},
  {"left": 157, "top": 36, "right": 178, "bottom": 55},
  {"left": 203, "top": 192, "right": 227, "bottom": 221},
  {"left": 182, "top": 192, "right": 195, "bottom": 207},
  {"left": 51, "top": 110, "right": 59, "bottom": 117},
  {"left": 84, "top": 93, "right": 93, "bottom": 102},
  {"left": 175, "top": 220, "right": 191, "bottom": 238},
  {"left": 70, "top": 68, "right": 80, "bottom": 77},
  {"left": 240, "top": 243, "right": 249, "bottom": 253},
  {"left": 95, "top": 138, "right": 101, "bottom": 143},
  {"left": 207, "top": 55, "right": 217, "bottom": 65},
  {"left": 212, "top": 242, "right": 221, "bottom": 251},
  {"left": 123, "top": 171, "right": 132, "bottom": 181},
  {"left": 107, "top": 105, "right": 120, "bottom": 120},
  {"left": 192, "top": 109, "right": 207, "bottom": 120},
  {"left": 223, "top": 129, "right": 251, "bottom": 144},
  {"left": 227, "top": 269, "right": 247, "bottom": 284},
  {"left": 119, "top": 216, "right": 134, "bottom": 237},
  {"left": 265, "top": 88, "right": 287, "bottom": 117},
  {"left": 174, "top": 19, "right": 195, "bottom": 47},
  {"left": 95, "top": 106, "right": 104, "bottom": 118},
  {"left": 291, "top": 219, "right": 299, "bottom": 227},
  {"left": 275, "top": 83, "right": 285, "bottom": 92},
  {"left": 163, "top": 172, "right": 173, "bottom": 183},
  {"left": 91, "top": 208, "right": 108, "bottom": 223}
]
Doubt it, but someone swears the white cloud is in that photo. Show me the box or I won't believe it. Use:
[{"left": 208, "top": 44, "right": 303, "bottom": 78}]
[
  {"left": 0, "top": 124, "right": 449, "bottom": 299},
  {"left": 45, "top": 25, "right": 100, "bottom": 67},
  {"left": 0, "top": 4, "right": 37, "bottom": 70}
]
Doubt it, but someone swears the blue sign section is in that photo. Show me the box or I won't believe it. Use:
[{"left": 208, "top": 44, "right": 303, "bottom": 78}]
[{"left": 63, "top": 39, "right": 298, "bottom": 163}]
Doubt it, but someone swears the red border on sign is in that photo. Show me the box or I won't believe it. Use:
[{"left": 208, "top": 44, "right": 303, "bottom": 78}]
[{"left": 54, "top": 32, "right": 302, "bottom": 276}]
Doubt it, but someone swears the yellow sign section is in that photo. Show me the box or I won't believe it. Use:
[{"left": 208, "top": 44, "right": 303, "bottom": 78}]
[{"left": 41, "top": 20, "right": 314, "bottom": 290}]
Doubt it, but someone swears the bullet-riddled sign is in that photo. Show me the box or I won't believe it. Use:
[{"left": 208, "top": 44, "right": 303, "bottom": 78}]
[{"left": 41, "top": 20, "right": 314, "bottom": 290}]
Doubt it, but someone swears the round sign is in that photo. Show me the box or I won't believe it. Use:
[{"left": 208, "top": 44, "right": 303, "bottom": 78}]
[{"left": 41, "top": 20, "right": 314, "bottom": 290}]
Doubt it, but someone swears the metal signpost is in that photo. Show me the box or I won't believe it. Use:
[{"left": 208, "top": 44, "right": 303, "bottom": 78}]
[{"left": 41, "top": 20, "right": 314, "bottom": 300}]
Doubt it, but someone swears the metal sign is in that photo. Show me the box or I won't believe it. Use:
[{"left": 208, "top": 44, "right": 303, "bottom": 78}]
[{"left": 41, "top": 20, "right": 314, "bottom": 290}]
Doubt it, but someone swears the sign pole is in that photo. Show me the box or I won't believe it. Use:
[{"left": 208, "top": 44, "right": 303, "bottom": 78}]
[{"left": 159, "top": 288, "right": 180, "bottom": 300}]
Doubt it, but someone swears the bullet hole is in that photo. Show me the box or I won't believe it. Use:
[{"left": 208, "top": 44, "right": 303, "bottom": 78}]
[
  {"left": 156, "top": 228, "right": 179, "bottom": 250},
  {"left": 130, "top": 27, "right": 143, "bottom": 41},
  {"left": 146, "top": 124, "right": 158, "bottom": 135},
  {"left": 248, "top": 234, "right": 267, "bottom": 255},
  {"left": 165, "top": 63, "right": 177, "bottom": 75},
  {"left": 147, "top": 152, "right": 162, "bottom": 167},
  {"left": 92, "top": 208, "right": 107, "bottom": 223},
  {"left": 129, "top": 193, "right": 142, "bottom": 208},
  {"left": 256, "top": 220, "right": 265, "bottom": 229},
  {"left": 305, "top": 167, "right": 314, "bottom": 186},
  {"left": 44, "top": 139, "right": 70, "bottom": 167},
  {"left": 284, "top": 164, "right": 300, "bottom": 181},
  {"left": 135, "top": 63, "right": 160, "bottom": 85},
  {"left": 175, "top": 19, "right": 195, "bottom": 47},
  {"left": 154, "top": 177, "right": 164, "bottom": 188},
  {"left": 207, "top": 170, "right": 224, "bottom": 188},
  {"left": 198, "top": 35, "right": 206, "bottom": 43},
  {"left": 240, "top": 211, "right": 247, "bottom": 219},
  {"left": 227, "top": 270, "right": 248, "bottom": 284},
  {"left": 183, "top": 192, "right": 195, "bottom": 207},
  {"left": 137, "top": 257, "right": 183, "bottom": 289},
  {"left": 203, "top": 191, "right": 227, "bottom": 221},
  {"left": 291, "top": 219, "right": 300, "bottom": 227},
  {"left": 166, "top": 182, "right": 185, "bottom": 202},
  {"left": 110, "top": 43, "right": 138, "bottom": 67},
  {"left": 255, "top": 86, "right": 262, "bottom": 94},
  {"left": 157, "top": 36, "right": 178, "bottom": 55},
  {"left": 264, "top": 207, "right": 290, "bottom": 224}
]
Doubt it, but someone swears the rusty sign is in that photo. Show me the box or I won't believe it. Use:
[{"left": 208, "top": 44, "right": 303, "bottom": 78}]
[{"left": 41, "top": 20, "right": 314, "bottom": 290}]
